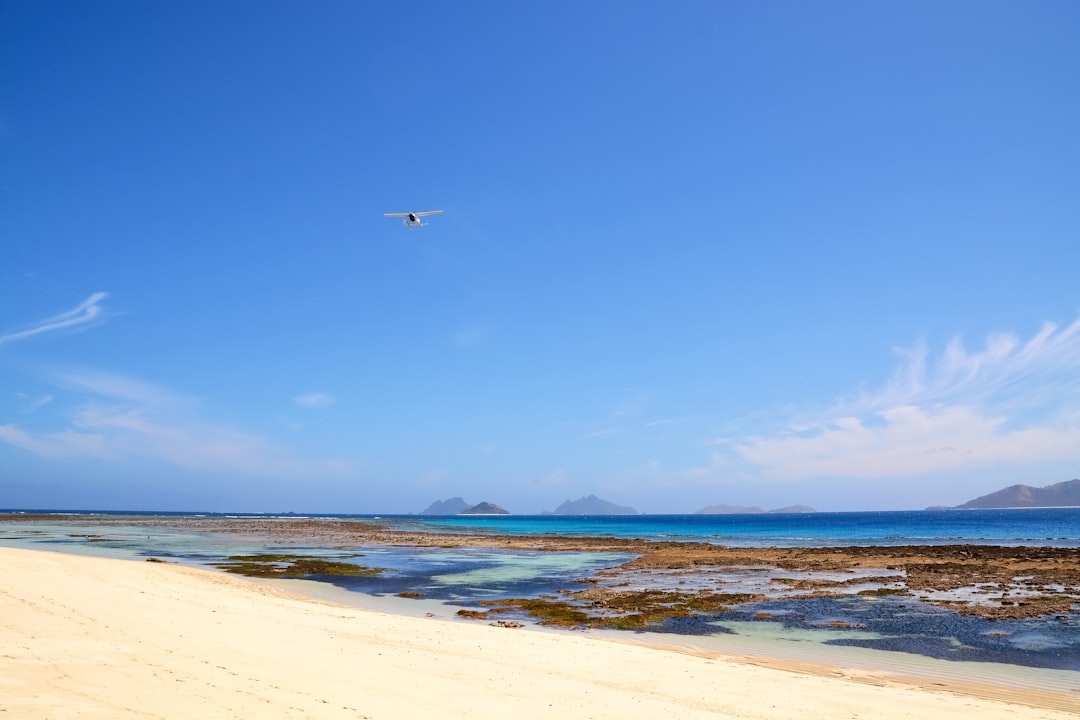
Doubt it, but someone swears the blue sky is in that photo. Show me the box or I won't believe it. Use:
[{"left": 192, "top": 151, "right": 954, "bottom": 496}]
[{"left": 1, "top": 1, "right": 1078, "bottom": 513}]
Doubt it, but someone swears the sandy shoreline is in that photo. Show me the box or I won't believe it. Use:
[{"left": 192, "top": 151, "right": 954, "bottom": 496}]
[{"left": 2, "top": 547, "right": 1077, "bottom": 719}]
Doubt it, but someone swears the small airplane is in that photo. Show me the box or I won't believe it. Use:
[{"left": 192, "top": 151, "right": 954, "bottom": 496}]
[{"left": 384, "top": 210, "right": 443, "bottom": 228}]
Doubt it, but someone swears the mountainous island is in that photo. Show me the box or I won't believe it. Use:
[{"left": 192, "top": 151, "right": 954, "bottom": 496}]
[
  {"left": 419, "top": 496, "right": 819, "bottom": 515},
  {"left": 458, "top": 501, "right": 509, "bottom": 515},
  {"left": 418, "top": 497, "right": 471, "bottom": 515},
  {"left": 418, "top": 498, "right": 509, "bottom": 515},
  {"left": 416, "top": 481, "right": 1080, "bottom": 515},
  {"left": 695, "top": 504, "right": 816, "bottom": 514},
  {"left": 543, "top": 495, "right": 638, "bottom": 515},
  {"left": 421, "top": 495, "right": 638, "bottom": 515},
  {"left": 948, "top": 478, "right": 1080, "bottom": 509}
]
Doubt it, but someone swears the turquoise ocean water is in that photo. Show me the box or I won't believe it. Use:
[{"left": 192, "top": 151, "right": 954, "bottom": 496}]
[{"left": 413, "top": 507, "right": 1080, "bottom": 546}]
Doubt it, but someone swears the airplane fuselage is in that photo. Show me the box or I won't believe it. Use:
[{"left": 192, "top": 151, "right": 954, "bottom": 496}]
[{"left": 385, "top": 210, "right": 442, "bottom": 228}]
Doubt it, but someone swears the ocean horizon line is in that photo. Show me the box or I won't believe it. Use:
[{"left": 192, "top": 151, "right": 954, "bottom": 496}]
[{"left": 3, "top": 506, "right": 1080, "bottom": 518}]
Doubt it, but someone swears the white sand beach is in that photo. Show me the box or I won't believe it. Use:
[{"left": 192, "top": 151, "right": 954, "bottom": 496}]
[{"left": 1, "top": 547, "right": 1076, "bottom": 719}]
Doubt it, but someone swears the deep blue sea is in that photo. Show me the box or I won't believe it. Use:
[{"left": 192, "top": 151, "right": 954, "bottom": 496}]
[{"left": 409, "top": 507, "right": 1080, "bottom": 546}]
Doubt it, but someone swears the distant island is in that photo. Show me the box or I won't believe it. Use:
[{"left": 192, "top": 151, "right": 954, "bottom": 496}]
[
  {"left": 458, "top": 501, "right": 509, "bottom": 515},
  {"left": 417, "top": 498, "right": 509, "bottom": 515},
  {"left": 419, "top": 496, "right": 820, "bottom": 515},
  {"left": 695, "top": 504, "right": 816, "bottom": 514},
  {"left": 947, "top": 478, "right": 1080, "bottom": 509},
  {"left": 543, "top": 495, "right": 637, "bottom": 515},
  {"left": 418, "top": 497, "right": 471, "bottom": 515}
]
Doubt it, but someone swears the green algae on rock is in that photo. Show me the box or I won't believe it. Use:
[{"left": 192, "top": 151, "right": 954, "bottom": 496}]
[
  {"left": 210, "top": 553, "right": 383, "bottom": 578},
  {"left": 469, "top": 589, "right": 759, "bottom": 630}
]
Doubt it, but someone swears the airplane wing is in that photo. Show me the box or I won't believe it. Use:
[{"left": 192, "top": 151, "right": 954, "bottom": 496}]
[
  {"left": 384, "top": 213, "right": 410, "bottom": 217},
  {"left": 414, "top": 210, "right": 443, "bottom": 217}
]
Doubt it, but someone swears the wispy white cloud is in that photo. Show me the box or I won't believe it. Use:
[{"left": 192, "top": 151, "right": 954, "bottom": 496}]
[
  {"left": 16, "top": 393, "right": 54, "bottom": 414},
  {"left": 718, "top": 315, "right": 1080, "bottom": 480},
  {"left": 67, "top": 404, "right": 344, "bottom": 476},
  {"left": 830, "top": 316, "right": 1080, "bottom": 421},
  {"left": 0, "top": 423, "right": 119, "bottom": 461},
  {"left": 734, "top": 405, "right": 1080, "bottom": 479},
  {"left": 584, "top": 428, "right": 623, "bottom": 439},
  {"left": 0, "top": 367, "right": 349, "bottom": 478},
  {"left": 294, "top": 392, "right": 335, "bottom": 409},
  {"left": 0, "top": 292, "right": 108, "bottom": 345},
  {"left": 49, "top": 367, "right": 188, "bottom": 408},
  {"left": 278, "top": 415, "right": 303, "bottom": 430}
]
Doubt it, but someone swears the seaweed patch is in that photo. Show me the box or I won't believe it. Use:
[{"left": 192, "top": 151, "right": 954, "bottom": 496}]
[{"left": 210, "top": 553, "right": 383, "bottom": 578}]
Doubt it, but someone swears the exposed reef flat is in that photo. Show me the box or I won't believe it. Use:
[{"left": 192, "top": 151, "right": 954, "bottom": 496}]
[{"left": 5, "top": 514, "right": 1079, "bottom": 624}]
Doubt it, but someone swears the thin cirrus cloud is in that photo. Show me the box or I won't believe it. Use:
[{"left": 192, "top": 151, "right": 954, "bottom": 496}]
[
  {"left": 0, "top": 423, "right": 119, "bottom": 462},
  {"left": 17, "top": 393, "right": 54, "bottom": 414},
  {"left": 49, "top": 366, "right": 189, "bottom": 408},
  {"left": 721, "top": 315, "right": 1080, "bottom": 480},
  {"left": 294, "top": 392, "right": 335, "bottom": 409},
  {"left": 0, "top": 292, "right": 108, "bottom": 345},
  {"left": 0, "top": 367, "right": 349, "bottom": 478}
]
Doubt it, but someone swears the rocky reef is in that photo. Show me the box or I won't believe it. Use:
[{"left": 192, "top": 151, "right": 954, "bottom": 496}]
[{"left": 209, "top": 553, "right": 383, "bottom": 578}]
